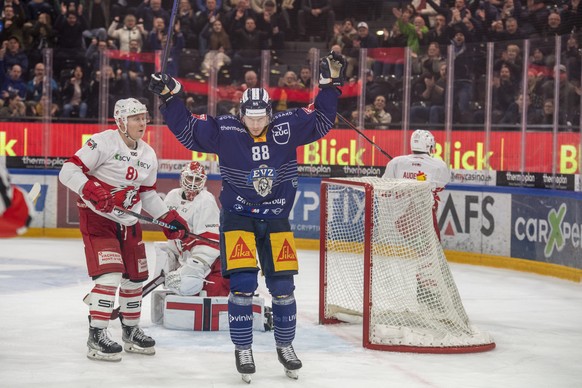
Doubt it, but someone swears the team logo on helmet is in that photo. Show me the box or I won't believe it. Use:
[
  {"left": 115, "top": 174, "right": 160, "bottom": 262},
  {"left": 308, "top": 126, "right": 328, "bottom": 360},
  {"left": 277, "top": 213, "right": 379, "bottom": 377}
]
[
  {"left": 248, "top": 164, "right": 275, "bottom": 197},
  {"left": 272, "top": 122, "right": 290, "bottom": 145}
]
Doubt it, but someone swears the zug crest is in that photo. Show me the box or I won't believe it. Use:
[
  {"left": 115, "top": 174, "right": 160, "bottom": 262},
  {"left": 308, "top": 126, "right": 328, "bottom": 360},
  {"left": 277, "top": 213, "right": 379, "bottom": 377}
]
[
  {"left": 248, "top": 164, "right": 276, "bottom": 197},
  {"left": 272, "top": 122, "right": 290, "bottom": 145}
]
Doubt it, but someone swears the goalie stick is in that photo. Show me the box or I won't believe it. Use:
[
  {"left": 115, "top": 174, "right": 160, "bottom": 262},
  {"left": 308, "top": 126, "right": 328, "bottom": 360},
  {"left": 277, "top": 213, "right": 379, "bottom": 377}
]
[
  {"left": 115, "top": 206, "right": 220, "bottom": 249},
  {"left": 83, "top": 271, "right": 166, "bottom": 320},
  {"left": 27, "top": 182, "right": 41, "bottom": 205}
]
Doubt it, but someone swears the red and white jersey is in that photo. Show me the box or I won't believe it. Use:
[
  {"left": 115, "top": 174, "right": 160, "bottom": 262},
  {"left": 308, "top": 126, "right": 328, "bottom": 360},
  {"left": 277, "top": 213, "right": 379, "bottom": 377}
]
[
  {"left": 0, "top": 163, "right": 33, "bottom": 237},
  {"left": 383, "top": 153, "right": 450, "bottom": 192},
  {"left": 165, "top": 188, "right": 220, "bottom": 264},
  {"left": 59, "top": 129, "right": 166, "bottom": 226}
]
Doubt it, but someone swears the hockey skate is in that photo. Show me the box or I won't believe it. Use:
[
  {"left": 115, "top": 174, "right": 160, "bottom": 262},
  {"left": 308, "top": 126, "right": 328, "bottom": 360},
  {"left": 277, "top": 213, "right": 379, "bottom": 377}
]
[
  {"left": 276, "top": 344, "right": 302, "bottom": 380},
  {"left": 235, "top": 347, "right": 255, "bottom": 384},
  {"left": 87, "top": 327, "right": 122, "bottom": 362},
  {"left": 121, "top": 324, "right": 156, "bottom": 355}
]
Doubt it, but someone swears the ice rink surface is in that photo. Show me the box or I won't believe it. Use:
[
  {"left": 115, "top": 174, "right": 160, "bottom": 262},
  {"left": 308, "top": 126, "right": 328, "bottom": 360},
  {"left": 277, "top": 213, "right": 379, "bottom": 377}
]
[{"left": 1, "top": 238, "right": 581, "bottom": 388}]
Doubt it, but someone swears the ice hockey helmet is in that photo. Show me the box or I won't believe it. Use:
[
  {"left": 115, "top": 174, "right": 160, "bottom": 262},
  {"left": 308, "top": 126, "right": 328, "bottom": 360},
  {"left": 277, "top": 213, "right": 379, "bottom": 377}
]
[
  {"left": 114, "top": 98, "right": 148, "bottom": 129},
  {"left": 239, "top": 88, "right": 272, "bottom": 120},
  {"left": 410, "top": 129, "right": 435, "bottom": 154},
  {"left": 180, "top": 161, "right": 207, "bottom": 200}
]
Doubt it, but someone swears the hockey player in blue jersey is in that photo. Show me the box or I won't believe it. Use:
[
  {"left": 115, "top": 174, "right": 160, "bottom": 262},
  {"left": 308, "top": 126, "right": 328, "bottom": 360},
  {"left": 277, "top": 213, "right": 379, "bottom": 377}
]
[{"left": 149, "top": 51, "right": 345, "bottom": 382}]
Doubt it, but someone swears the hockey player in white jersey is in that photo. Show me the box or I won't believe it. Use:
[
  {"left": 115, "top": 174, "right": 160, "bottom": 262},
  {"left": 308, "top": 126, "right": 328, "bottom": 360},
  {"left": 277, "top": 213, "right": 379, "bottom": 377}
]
[
  {"left": 59, "top": 98, "right": 191, "bottom": 362},
  {"left": 154, "top": 161, "right": 229, "bottom": 297},
  {"left": 382, "top": 129, "right": 449, "bottom": 240},
  {"left": 0, "top": 163, "right": 34, "bottom": 237}
]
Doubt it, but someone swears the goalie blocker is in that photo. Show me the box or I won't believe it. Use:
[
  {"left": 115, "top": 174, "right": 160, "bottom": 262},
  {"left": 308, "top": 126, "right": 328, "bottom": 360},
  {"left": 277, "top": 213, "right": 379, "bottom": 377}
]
[{"left": 151, "top": 291, "right": 272, "bottom": 332}]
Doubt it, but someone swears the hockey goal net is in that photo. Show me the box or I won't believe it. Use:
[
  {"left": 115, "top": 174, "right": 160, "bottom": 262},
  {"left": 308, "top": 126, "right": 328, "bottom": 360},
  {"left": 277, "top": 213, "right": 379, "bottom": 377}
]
[{"left": 319, "top": 177, "right": 495, "bottom": 353}]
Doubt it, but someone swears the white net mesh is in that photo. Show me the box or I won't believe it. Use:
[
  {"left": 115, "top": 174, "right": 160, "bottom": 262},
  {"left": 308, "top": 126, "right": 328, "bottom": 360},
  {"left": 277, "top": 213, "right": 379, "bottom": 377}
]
[{"left": 321, "top": 177, "right": 494, "bottom": 352}]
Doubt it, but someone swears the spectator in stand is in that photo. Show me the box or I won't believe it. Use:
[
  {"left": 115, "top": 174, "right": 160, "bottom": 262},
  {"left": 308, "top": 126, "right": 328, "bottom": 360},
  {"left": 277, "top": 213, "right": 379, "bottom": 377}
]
[
  {"left": 297, "top": 0, "right": 335, "bottom": 41},
  {"left": 61, "top": 65, "right": 90, "bottom": 118},
  {"left": 499, "top": 92, "right": 542, "bottom": 129},
  {"left": 412, "top": 0, "right": 440, "bottom": 27},
  {"left": 537, "top": 98, "right": 565, "bottom": 130},
  {"left": 0, "top": 5, "right": 25, "bottom": 45},
  {"left": 521, "top": 0, "right": 549, "bottom": 35},
  {"left": 193, "top": 0, "right": 225, "bottom": 53},
  {"left": 0, "top": 35, "right": 28, "bottom": 78},
  {"left": 410, "top": 66, "right": 446, "bottom": 125},
  {"left": 241, "top": 69, "right": 258, "bottom": 90},
  {"left": 412, "top": 41, "right": 444, "bottom": 76},
  {"left": 118, "top": 39, "right": 146, "bottom": 98},
  {"left": 251, "top": 0, "right": 292, "bottom": 32},
  {"left": 54, "top": 6, "right": 89, "bottom": 74},
  {"left": 364, "top": 95, "right": 392, "bottom": 129},
  {"left": 298, "top": 65, "right": 312, "bottom": 88},
  {"left": 25, "top": 62, "right": 59, "bottom": 107},
  {"left": 0, "top": 61, "right": 27, "bottom": 100},
  {"left": 350, "top": 21, "right": 378, "bottom": 76},
  {"left": 198, "top": 0, "right": 223, "bottom": 11},
  {"left": 87, "top": 64, "right": 125, "bottom": 117},
  {"left": 449, "top": 25, "right": 476, "bottom": 124},
  {"left": 26, "top": 0, "right": 57, "bottom": 22},
  {"left": 230, "top": 16, "right": 268, "bottom": 83},
  {"left": 425, "top": 13, "right": 450, "bottom": 49},
  {"left": 255, "top": 0, "right": 286, "bottom": 59},
  {"left": 200, "top": 19, "right": 232, "bottom": 76},
  {"left": 273, "top": 69, "right": 303, "bottom": 111},
  {"left": 0, "top": 91, "right": 26, "bottom": 118},
  {"left": 22, "top": 11, "right": 57, "bottom": 66},
  {"left": 564, "top": 33, "right": 582, "bottom": 82},
  {"left": 494, "top": 43, "right": 523, "bottom": 84},
  {"left": 29, "top": 94, "right": 60, "bottom": 117},
  {"left": 540, "top": 64, "right": 580, "bottom": 126},
  {"left": 108, "top": 13, "right": 147, "bottom": 52},
  {"left": 137, "top": 0, "right": 170, "bottom": 32},
  {"left": 491, "top": 63, "right": 518, "bottom": 123},
  {"left": 157, "top": 29, "right": 186, "bottom": 77},
  {"left": 224, "top": 0, "right": 258, "bottom": 37},
  {"left": 177, "top": 0, "right": 197, "bottom": 48},
  {"left": 328, "top": 18, "right": 358, "bottom": 78},
  {"left": 378, "top": 21, "right": 407, "bottom": 79},
  {"left": 145, "top": 16, "right": 166, "bottom": 52},
  {"left": 82, "top": 0, "right": 109, "bottom": 47},
  {"left": 86, "top": 38, "right": 119, "bottom": 74},
  {"left": 426, "top": 0, "right": 477, "bottom": 25},
  {"left": 392, "top": 7, "right": 428, "bottom": 55}
]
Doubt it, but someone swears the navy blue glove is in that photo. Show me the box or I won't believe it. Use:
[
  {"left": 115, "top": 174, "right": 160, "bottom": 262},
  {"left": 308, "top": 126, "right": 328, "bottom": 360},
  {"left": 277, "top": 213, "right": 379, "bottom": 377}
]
[
  {"left": 319, "top": 51, "right": 347, "bottom": 88},
  {"left": 148, "top": 72, "right": 183, "bottom": 103}
]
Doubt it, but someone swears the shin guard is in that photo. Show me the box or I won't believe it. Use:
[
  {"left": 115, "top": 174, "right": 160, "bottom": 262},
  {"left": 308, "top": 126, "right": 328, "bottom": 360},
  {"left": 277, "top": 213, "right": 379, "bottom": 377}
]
[
  {"left": 272, "top": 293, "right": 297, "bottom": 346},
  {"left": 228, "top": 292, "right": 254, "bottom": 348}
]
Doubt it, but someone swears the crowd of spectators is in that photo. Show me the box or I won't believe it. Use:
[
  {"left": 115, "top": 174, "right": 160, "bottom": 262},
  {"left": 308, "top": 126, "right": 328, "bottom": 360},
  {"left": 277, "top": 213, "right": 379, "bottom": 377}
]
[{"left": 0, "top": 0, "right": 580, "bottom": 130}]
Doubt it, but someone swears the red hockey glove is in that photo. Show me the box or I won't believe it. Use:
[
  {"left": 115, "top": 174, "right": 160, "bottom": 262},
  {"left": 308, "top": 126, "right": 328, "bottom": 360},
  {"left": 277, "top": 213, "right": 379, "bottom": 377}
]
[
  {"left": 158, "top": 210, "right": 189, "bottom": 240},
  {"left": 82, "top": 181, "right": 114, "bottom": 213}
]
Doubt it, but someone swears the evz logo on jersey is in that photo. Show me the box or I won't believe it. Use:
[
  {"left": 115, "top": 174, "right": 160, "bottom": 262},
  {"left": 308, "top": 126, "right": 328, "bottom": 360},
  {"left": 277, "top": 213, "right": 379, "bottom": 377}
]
[
  {"left": 248, "top": 164, "right": 275, "bottom": 197},
  {"left": 272, "top": 122, "right": 290, "bottom": 145}
]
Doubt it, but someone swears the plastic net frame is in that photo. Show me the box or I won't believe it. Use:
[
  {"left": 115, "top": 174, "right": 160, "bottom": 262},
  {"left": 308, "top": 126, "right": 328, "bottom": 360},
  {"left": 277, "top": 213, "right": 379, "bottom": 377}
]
[{"left": 319, "top": 177, "right": 495, "bottom": 353}]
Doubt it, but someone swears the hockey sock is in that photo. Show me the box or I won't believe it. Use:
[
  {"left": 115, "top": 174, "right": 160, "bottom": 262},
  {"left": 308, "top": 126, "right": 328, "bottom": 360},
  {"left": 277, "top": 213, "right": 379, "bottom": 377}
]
[
  {"left": 272, "top": 293, "right": 297, "bottom": 346},
  {"left": 119, "top": 278, "right": 143, "bottom": 326},
  {"left": 89, "top": 273, "right": 122, "bottom": 328},
  {"left": 228, "top": 292, "right": 254, "bottom": 348}
]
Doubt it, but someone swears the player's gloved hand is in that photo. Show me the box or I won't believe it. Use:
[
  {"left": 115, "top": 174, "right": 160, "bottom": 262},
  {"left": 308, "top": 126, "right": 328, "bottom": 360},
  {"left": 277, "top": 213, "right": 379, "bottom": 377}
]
[
  {"left": 177, "top": 235, "right": 199, "bottom": 254},
  {"left": 82, "top": 180, "right": 114, "bottom": 213},
  {"left": 319, "top": 51, "right": 347, "bottom": 88},
  {"left": 148, "top": 72, "right": 182, "bottom": 103},
  {"left": 158, "top": 209, "right": 189, "bottom": 240}
]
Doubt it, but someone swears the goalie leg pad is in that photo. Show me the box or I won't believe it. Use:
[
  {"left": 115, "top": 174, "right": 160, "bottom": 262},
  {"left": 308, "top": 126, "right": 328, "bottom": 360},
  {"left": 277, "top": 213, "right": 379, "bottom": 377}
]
[
  {"left": 119, "top": 278, "right": 143, "bottom": 326},
  {"left": 271, "top": 292, "right": 297, "bottom": 346},
  {"left": 228, "top": 292, "right": 254, "bottom": 348},
  {"left": 89, "top": 272, "right": 122, "bottom": 328}
]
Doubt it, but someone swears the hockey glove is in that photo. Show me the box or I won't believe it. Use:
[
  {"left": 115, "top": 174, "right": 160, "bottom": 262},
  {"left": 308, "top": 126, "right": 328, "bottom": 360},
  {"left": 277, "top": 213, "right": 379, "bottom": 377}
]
[
  {"left": 319, "top": 51, "right": 347, "bottom": 88},
  {"left": 148, "top": 72, "right": 183, "bottom": 103},
  {"left": 82, "top": 180, "right": 114, "bottom": 213},
  {"left": 158, "top": 209, "right": 189, "bottom": 240}
]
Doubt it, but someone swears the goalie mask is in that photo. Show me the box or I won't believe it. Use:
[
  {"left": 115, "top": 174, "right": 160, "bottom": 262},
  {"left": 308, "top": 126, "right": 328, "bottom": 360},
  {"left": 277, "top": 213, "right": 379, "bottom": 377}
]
[
  {"left": 410, "top": 129, "right": 435, "bottom": 154},
  {"left": 181, "top": 162, "right": 207, "bottom": 201}
]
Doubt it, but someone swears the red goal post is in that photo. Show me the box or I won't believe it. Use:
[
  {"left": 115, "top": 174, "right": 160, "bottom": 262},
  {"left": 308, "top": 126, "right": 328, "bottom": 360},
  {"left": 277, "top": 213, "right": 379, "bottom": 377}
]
[{"left": 319, "top": 177, "right": 495, "bottom": 353}]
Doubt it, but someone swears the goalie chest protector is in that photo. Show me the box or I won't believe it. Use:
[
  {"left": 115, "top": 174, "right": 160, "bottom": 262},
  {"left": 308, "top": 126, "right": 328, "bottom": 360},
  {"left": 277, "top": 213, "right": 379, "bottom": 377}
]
[{"left": 151, "top": 291, "right": 267, "bottom": 332}]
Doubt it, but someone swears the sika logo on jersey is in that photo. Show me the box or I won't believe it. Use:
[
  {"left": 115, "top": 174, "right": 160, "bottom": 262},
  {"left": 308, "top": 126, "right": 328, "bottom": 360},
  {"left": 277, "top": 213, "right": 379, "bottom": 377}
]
[
  {"left": 248, "top": 164, "right": 276, "bottom": 197},
  {"left": 272, "top": 122, "right": 290, "bottom": 145},
  {"left": 230, "top": 237, "right": 254, "bottom": 260},
  {"left": 276, "top": 240, "right": 297, "bottom": 262}
]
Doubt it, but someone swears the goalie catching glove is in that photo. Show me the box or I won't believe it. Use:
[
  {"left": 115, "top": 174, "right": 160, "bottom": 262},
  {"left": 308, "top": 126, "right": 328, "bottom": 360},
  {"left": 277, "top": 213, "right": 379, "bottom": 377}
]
[
  {"left": 319, "top": 51, "right": 346, "bottom": 88},
  {"left": 148, "top": 72, "right": 183, "bottom": 103},
  {"left": 165, "top": 253, "right": 212, "bottom": 296},
  {"left": 158, "top": 210, "right": 189, "bottom": 240}
]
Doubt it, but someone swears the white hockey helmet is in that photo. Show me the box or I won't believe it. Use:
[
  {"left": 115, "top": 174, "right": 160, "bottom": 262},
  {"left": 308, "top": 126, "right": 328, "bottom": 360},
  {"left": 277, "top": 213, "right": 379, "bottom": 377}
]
[
  {"left": 114, "top": 98, "right": 148, "bottom": 129},
  {"left": 239, "top": 88, "right": 272, "bottom": 121},
  {"left": 410, "top": 129, "right": 435, "bottom": 154},
  {"left": 181, "top": 161, "right": 207, "bottom": 200}
]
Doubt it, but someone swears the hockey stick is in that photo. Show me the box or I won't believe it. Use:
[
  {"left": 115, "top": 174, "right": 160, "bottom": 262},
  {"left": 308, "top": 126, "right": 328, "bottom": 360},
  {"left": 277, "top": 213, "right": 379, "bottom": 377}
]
[
  {"left": 83, "top": 271, "right": 166, "bottom": 320},
  {"left": 115, "top": 206, "right": 220, "bottom": 249},
  {"left": 161, "top": 0, "right": 180, "bottom": 73},
  {"left": 336, "top": 113, "right": 394, "bottom": 160},
  {"left": 27, "top": 182, "right": 41, "bottom": 205}
]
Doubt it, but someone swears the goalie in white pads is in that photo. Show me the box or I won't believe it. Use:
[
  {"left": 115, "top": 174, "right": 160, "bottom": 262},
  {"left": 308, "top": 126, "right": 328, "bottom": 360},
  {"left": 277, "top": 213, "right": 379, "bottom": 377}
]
[
  {"left": 58, "top": 98, "right": 191, "bottom": 362},
  {"left": 0, "top": 163, "right": 34, "bottom": 237},
  {"left": 154, "top": 161, "right": 230, "bottom": 297}
]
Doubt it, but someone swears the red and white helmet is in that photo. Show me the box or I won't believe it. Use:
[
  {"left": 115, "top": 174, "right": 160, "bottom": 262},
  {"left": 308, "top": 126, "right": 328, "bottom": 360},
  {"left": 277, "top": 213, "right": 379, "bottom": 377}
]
[
  {"left": 410, "top": 129, "right": 435, "bottom": 154},
  {"left": 180, "top": 162, "right": 207, "bottom": 200},
  {"left": 114, "top": 98, "right": 148, "bottom": 129}
]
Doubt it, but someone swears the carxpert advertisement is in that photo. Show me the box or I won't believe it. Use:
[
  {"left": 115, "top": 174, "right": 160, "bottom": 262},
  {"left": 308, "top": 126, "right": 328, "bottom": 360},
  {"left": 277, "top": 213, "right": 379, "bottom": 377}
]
[{"left": 511, "top": 193, "right": 582, "bottom": 269}]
